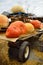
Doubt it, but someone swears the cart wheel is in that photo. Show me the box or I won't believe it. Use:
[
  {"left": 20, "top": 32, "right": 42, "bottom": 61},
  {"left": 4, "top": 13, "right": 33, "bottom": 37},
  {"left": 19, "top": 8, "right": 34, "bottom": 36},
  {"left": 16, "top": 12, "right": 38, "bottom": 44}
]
[
  {"left": 18, "top": 41, "right": 30, "bottom": 62},
  {"left": 34, "top": 41, "right": 43, "bottom": 52},
  {"left": 2, "top": 11, "right": 10, "bottom": 17}
]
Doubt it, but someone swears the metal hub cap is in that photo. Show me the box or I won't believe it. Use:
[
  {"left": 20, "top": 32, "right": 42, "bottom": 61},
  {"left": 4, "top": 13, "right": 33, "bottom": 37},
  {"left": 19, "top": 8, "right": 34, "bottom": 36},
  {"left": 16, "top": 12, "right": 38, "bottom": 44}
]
[{"left": 24, "top": 46, "right": 29, "bottom": 59}]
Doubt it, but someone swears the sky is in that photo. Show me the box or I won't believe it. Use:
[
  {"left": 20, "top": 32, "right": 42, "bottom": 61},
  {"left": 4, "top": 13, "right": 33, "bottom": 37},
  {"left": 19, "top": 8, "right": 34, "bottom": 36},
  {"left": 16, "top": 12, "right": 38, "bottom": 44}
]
[{"left": 0, "top": 0, "right": 43, "bottom": 16}]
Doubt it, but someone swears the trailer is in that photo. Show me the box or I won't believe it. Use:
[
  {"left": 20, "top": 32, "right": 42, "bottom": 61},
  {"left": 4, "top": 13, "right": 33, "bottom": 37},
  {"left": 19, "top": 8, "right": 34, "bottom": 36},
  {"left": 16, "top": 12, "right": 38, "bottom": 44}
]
[
  {"left": 2, "top": 11, "right": 43, "bottom": 22},
  {"left": 0, "top": 11, "right": 43, "bottom": 62},
  {"left": 0, "top": 29, "right": 43, "bottom": 62},
  {"left": 2, "top": 11, "right": 36, "bottom": 23}
]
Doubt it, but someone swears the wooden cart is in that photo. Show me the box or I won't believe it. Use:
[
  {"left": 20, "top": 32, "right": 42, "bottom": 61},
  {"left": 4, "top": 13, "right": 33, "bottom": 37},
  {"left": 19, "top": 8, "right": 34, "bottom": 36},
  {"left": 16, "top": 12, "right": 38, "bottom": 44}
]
[{"left": 0, "top": 30, "right": 43, "bottom": 62}]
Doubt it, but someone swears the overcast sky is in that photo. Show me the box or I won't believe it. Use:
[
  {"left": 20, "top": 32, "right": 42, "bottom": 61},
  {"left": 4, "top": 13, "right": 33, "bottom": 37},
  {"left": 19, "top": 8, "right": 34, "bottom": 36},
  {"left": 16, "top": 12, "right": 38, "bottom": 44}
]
[{"left": 0, "top": 0, "right": 43, "bottom": 16}]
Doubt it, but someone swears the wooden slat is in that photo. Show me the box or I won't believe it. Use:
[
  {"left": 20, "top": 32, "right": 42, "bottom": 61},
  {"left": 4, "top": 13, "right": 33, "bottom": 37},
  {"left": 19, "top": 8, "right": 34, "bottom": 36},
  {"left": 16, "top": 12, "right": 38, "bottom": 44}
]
[
  {"left": 0, "top": 33, "right": 18, "bottom": 42},
  {"left": 0, "top": 31, "right": 42, "bottom": 42}
]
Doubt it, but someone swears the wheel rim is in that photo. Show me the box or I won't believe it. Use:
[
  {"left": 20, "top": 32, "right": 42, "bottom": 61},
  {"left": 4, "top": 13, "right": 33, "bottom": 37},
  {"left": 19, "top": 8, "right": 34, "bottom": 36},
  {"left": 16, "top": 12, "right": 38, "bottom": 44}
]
[
  {"left": 8, "top": 18, "right": 11, "bottom": 22},
  {"left": 24, "top": 46, "right": 29, "bottom": 59}
]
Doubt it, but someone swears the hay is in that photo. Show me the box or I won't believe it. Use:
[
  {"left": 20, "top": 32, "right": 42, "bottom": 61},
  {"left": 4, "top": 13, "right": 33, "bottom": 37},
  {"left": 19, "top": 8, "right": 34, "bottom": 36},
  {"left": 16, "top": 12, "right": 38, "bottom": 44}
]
[
  {"left": 11, "top": 5, "right": 25, "bottom": 13},
  {"left": 33, "top": 49, "right": 43, "bottom": 60}
]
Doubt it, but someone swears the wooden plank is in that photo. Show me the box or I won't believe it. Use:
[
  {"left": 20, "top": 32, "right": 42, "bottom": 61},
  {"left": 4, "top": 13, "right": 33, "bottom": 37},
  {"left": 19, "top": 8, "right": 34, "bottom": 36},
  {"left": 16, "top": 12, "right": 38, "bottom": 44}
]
[
  {"left": 0, "top": 33, "right": 18, "bottom": 42},
  {"left": 0, "top": 31, "right": 42, "bottom": 42}
]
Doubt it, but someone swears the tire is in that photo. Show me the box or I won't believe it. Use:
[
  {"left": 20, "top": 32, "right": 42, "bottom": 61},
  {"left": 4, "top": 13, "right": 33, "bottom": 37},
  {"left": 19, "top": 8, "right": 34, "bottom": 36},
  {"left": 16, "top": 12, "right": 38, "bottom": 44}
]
[
  {"left": 8, "top": 47, "right": 19, "bottom": 60},
  {"left": 36, "top": 41, "right": 43, "bottom": 52},
  {"left": 37, "top": 46, "right": 43, "bottom": 52},
  {"left": 18, "top": 41, "right": 30, "bottom": 62},
  {"left": 2, "top": 11, "right": 10, "bottom": 17},
  {"left": 33, "top": 41, "right": 43, "bottom": 52}
]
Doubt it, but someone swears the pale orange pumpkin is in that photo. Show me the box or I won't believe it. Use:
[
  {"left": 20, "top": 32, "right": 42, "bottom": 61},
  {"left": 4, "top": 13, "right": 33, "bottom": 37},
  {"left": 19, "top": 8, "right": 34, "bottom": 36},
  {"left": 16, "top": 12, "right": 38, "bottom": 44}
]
[
  {"left": 25, "top": 23, "right": 35, "bottom": 33},
  {"left": 0, "top": 14, "right": 9, "bottom": 28}
]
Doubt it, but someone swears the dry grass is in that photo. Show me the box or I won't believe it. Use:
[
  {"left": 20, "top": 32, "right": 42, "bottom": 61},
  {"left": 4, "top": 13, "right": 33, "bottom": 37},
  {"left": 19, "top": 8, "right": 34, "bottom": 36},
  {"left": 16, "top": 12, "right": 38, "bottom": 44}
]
[{"left": 33, "top": 49, "right": 43, "bottom": 60}]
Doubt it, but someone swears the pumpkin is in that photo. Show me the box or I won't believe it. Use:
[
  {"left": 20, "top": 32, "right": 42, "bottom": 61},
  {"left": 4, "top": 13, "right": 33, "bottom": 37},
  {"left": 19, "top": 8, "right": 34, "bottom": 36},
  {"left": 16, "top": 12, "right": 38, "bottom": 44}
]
[
  {"left": 6, "top": 21, "right": 27, "bottom": 38},
  {"left": 25, "top": 23, "right": 35, "bottom": 33},
  {"left": 0, "top": 14, "right": 9, "bottom": 28},
  {"left": 30, "top": 20, "right": 41, "bottom": 29}
]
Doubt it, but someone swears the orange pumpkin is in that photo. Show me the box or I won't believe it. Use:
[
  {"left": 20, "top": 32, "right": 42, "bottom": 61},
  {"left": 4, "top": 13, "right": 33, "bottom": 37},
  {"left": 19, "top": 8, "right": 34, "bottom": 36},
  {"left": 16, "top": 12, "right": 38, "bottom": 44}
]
[
  {"left": 10, "top": 21, "right": 27, "bottom": 34},
  {"left": 30, "top": 20, "right": 41, "bottom": 28},
  {"left": 40, "top": 23, "right": 43, "bottom": 29},
  {"left": 6, "top": 21, "right": 27, "bottom": 38},
  {"left": 6, "top": 26, "right": 21, "bottom": 38}
]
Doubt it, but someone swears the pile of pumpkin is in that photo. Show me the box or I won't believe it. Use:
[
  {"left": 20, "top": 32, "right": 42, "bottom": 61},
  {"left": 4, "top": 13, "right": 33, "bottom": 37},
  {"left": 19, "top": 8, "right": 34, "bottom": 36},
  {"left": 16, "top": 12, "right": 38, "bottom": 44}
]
[{"left": 0, "top": 14, "right": 43, "bottom": 38}]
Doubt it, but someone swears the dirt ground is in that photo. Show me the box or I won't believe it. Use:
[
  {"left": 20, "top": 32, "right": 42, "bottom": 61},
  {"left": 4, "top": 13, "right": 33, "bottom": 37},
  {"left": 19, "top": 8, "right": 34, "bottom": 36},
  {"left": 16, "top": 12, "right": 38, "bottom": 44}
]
[{"left": 0, "top": 35, "right": 43, "bottom": 65}]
